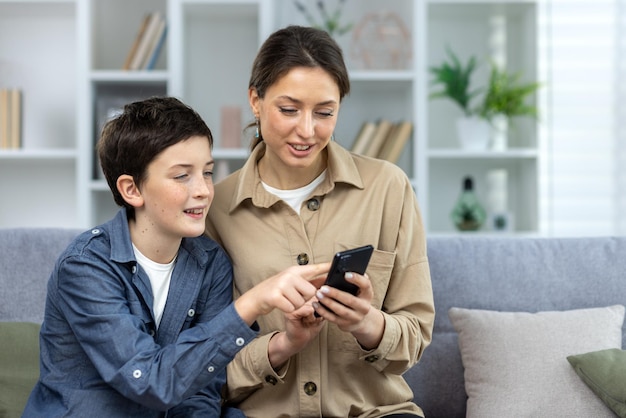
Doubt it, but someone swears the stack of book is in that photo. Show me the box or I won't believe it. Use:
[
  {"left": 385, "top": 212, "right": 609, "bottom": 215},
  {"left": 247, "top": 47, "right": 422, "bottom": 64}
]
[
  {"left": 123, "top": 11, "right": 168, "bottom": 71},
  {"left": 0, "top": 88, "right": 21, "bottom": 149},
  {"left": 350, "top": 119, "right": 413, "bottom": 163}
]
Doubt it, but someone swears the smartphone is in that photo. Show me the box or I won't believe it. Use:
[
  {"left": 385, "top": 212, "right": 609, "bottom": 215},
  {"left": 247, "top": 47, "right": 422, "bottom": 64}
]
[{"left": 323, "top": 245, "right": 374, "bottom": 295}]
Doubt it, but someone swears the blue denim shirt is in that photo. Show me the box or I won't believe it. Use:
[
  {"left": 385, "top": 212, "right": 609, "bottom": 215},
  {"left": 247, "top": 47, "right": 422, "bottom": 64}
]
[{"left": 23, "top": 209, "right": 257, "bottom": 417}]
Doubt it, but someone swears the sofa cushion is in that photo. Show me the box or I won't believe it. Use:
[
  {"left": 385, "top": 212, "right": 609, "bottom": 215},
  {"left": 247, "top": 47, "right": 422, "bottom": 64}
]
[
  {"left": 0, "top": 322, "right": 40, "bottom": 418},
  {"left": 449, "top": 305, "right": 625, "bottom": 418},
  {"left": 567, "top": 348, "right": 626, "bottom": 417}
]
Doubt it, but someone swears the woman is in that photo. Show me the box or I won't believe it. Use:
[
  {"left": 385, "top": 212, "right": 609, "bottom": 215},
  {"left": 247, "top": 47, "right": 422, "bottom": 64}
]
[{"left": 205, "top": 25, "right": 434, "bottom": 418}]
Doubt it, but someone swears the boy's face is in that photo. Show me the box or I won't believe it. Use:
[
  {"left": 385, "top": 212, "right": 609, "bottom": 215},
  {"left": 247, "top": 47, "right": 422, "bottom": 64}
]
[{"left": 137, "top": 135, "right": 214, "bottom": 240}]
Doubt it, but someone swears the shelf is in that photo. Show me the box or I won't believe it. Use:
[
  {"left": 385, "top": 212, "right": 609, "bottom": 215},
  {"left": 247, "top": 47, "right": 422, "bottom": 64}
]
[
  {"left": 349, "top": 70, "right": 414, "bottom": 81},
  {"left": 212, "top": 148, "right": 249, "bottom": 159},
  {"left": 0, "top": 149, "right": 77, "bottom": 160},
  {"left": 427, "top": 148, "right": 538, "bottom": 159},
  {"left": 90, "top": 70, "right": 169, "bottom": 83}
]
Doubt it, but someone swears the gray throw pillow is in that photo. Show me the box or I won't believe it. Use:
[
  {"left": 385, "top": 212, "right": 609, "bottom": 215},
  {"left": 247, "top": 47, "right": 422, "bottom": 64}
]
[{"left": 449, "top": 305, "right": 624, "bottom": 418}]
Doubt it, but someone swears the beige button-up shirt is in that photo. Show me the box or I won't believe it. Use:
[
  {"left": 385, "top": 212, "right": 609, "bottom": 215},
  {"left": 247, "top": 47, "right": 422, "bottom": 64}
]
[{"left": 206, "top": 141, "right": 435, "bottom": 418}]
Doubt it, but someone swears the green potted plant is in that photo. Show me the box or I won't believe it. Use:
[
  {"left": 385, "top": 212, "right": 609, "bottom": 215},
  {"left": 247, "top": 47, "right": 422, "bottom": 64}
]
[
  {"left": 478, "top": 64, "right": 542, "bottom": 149},
  {"left": 429, "top": 48, "right": 542, "bottom": 150},
  {"left": 293, "top": 0, "right": 353, "bottom": 37},
  {"left": 429, "top": 47, "right": 481, "bottom": 117},
  {"left": 429, "top": 48, "right": 490, "bottom": 150}
]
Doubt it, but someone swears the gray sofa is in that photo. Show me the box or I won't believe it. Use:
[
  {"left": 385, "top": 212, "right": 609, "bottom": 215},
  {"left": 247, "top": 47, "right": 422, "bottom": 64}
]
[{"left": 2, "top": 228, "right": 625, "bottom": 417}]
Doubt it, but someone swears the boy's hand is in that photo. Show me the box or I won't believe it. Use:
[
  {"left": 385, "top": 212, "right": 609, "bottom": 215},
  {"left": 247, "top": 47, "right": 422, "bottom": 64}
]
[{"left": 234, "top": 262, "right": 330, "bottom": 325}]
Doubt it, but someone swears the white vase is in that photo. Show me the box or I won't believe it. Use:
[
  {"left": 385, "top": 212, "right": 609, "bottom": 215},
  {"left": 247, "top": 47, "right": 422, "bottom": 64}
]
[
  {"left": 456, "top": 116, "right": 490, "bottom": 150},
  {"left": 490, "top": 114, "right": 509, "bottom": 150}
]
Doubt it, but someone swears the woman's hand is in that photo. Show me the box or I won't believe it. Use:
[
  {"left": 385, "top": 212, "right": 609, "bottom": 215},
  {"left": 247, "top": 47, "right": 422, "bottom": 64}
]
[
  {"left": 313, "top": 272, "right": 385, "bottom": 350},
  {"left": 268, "top": 301, "right": 325, "bottom": 369}
]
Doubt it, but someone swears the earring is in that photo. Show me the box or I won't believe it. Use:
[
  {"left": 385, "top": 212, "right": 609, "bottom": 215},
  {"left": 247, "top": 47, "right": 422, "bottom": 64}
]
[
  {"left": 255, "top": 118, "right": 260, "bottom": 139},
  {"left": 331, "top": 134, "right": 335, "bottom": 141}
]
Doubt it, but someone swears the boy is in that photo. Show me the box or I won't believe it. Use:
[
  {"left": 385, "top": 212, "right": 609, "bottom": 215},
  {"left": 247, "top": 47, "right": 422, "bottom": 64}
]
[{"left": 23, "top": 97, "right": 329, "bottom": 417}]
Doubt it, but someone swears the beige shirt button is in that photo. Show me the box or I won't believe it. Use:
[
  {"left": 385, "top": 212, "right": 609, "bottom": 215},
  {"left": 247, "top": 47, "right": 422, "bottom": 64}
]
[
  {"left": 306, "top": 198, "right": 320, "bottom": 211},
  {"left": 297, "top": 253, "right": 309, "bottom": 265},
  {"left": 265, "top": 375, "right": 278, "bottom": 385},
  {"left": 303, "top": 381, "right": 317, "bottom": 396},
  {"left": 365, "top": 354, "right": 380, "bottom": 363}
]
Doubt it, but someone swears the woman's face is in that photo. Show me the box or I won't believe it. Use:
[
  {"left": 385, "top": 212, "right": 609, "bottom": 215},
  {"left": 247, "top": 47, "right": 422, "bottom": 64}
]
[{"left": 250, "top": 66, "right": 340, "bottom": 172}]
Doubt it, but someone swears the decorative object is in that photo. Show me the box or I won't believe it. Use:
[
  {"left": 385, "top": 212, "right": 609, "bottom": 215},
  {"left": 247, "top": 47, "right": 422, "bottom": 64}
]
[
  {"left": 350, "top": 11, "right": 411, "bottom": 70},
  {"left": 292, "top": 0, "right": 352, "bottom": 37},
  {"left": 450, "top": 176, "right": 486, "bottom": 231},
  {"left": 429, "top": 48, "right": 541, "bottom": 150},
  {"left": 220, "top": 106, "right": 242, "bottom": 148},
  {"left": 486, "top": 168, "right": 513, "bottom": 231}
]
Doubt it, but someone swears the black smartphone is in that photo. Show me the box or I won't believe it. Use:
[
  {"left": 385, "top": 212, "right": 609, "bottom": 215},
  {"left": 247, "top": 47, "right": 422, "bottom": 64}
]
[{"left": 323, "top": 245, "right": 374, "bottom": 295}]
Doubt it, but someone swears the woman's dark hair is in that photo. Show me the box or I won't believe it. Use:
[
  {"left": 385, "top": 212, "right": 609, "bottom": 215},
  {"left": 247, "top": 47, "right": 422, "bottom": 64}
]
[
  {"left": 97, "top": 96, "right": 213, "bottom": 216},
  {"left": 248, "top": 25, "right": 350, "bottom": 149}
]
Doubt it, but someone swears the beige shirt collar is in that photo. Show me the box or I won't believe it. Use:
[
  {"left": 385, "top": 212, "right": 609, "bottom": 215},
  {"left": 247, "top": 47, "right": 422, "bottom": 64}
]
[{"left": 228, "top": 141, "right": 364, "bottom": 213}]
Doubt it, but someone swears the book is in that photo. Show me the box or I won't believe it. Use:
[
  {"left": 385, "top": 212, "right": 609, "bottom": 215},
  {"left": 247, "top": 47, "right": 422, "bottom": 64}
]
[
  {"left": 123, "top": 13, "right": 151, "bottom": 70},
  {"left": 129, "top": 12, "right": 163, "bottom": 71},
  {"left": 350, "top": 121, "right": 376, "bottom": 154},
  {"left": 363, "top": 119, "right": 393, "bottom": 157},
  {"left": 378, "top": 120, "right": 413, "bottom": 163},
  {"left": 143, "top": 21, "right": 167, "bottom": 70},
  {"left": 9, "top": 89, "right": 21, "bottom": 149}
]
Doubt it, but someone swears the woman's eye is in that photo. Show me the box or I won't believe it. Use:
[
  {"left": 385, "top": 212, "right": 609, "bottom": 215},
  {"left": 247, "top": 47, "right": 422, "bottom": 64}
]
[
  {"left": 279, "top": 107, "right": 297, "bottom": 115},
  {"left": 174, "top": 174, "right": 188, "bottom": 180},
  {"left": 317, "top": 111, "right": 334, "bottom": 118},
  {"left": 203, "top": 170, "right": 213, "bottom": 178}
]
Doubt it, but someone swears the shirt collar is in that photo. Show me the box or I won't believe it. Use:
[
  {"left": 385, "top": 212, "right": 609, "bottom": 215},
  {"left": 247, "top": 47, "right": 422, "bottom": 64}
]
[
  {"left": 107, "top": 207, "right": 214, "bottom": 267},
  {"left": 228, "top": 141, "right": 364, "bottom": 213}
]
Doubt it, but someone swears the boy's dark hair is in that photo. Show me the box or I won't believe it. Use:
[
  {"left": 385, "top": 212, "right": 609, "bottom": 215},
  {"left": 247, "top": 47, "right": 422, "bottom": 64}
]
[
  {"left": 248, "top": 25, "right": 350, "bottom": 149},
  {"left": 97, "top": 96, "right": 213, "bottom": 216}
]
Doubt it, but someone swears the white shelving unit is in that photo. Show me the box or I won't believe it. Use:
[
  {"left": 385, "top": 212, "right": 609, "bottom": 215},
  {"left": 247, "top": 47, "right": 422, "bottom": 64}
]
[
  {"left": 0, "top": 0, "right": 78, "bottom": 228},
  {"left": 0, "top": 0, "right": 542, "bottom": 236}
]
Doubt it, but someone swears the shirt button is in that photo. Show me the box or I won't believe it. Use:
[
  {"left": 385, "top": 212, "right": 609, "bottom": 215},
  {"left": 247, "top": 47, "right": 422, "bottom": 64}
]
[
  {"left": 133, "top": 369, "right": 142, "bottom": 378},
  {"left": 207, "top": 366, "right": 215, "bottom": 373},
  {"left": 235, "top": 337, "right": 245, "bottom": 346},
  {"left": 306, "top": 198, "right": 320, "bottom": 211},
  {"left": 132, "top": 265, "right": 137, "bottom": 274},
  {"left": 187, "top": 309, "right": 195, "bottom": 317},
  {"left": 365, "top": 354, "right": 380, "bottom": 363},
  {"left": 149, "top": 329, "right": 155, "bottom": 337},
  {"left": 265, "top": 375, "right": 278, "bottom": 385},
  {"left": 91, "top": 228, "right": 100, "bottom": 235},
  {"left": 296, "top": 253, "right": 309, "bottom": 265},
  {"left": 303, "top": 381, "right": 317, "bottom": 396}
]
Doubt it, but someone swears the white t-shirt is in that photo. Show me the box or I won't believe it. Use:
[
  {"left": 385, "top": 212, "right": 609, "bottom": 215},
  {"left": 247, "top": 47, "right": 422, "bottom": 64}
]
[
  {"left": 262, "top": 170, "right": 327, "bottom": 215},
  {"left": 133, "top": 244, "right": 176, "bottom": 328}
]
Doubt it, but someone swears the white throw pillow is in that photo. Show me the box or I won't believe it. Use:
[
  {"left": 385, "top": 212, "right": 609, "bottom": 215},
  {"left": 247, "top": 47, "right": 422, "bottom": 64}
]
[{"left": 448, "top": 305, "right": 625, "bottom": 418}]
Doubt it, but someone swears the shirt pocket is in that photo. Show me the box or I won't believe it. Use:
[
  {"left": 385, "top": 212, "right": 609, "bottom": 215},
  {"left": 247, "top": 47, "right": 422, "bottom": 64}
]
[
  {"left": 327, "top": 246, "right": 396, "bottom": 353},
  {"left": 366, "top": 248, "right": 396, "bottom": 310}
]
